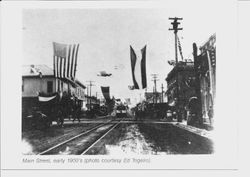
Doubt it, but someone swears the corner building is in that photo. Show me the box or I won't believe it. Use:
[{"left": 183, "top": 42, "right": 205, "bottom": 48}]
[{"left": 166, "top": 61, "right": 196, "bottom": 122}]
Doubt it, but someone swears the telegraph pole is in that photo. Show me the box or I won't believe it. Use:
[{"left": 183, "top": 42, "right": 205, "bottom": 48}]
[
  {"left": 96, "top": 92, "right": 100, "bottom": 104},
  {"left": 169, "top": 17, "right": 183, "bottom": 122},
  {"left": 152, "top": 86, "right": 154, "bottom": 103},
  {"left": 86, "top": 81, "right": 95, "bottom": 110},
  {"left": 169, "top": 17, "right": 183, "bottom": 63},
  {"left": 161, "top": 83, "right": 164, "bottom": 103},
  {"left": 86, "top": 86, "right": 89, "bottom": 109},
  {"left": 151, "top": 74, "right": 159, "bottom": 103}
]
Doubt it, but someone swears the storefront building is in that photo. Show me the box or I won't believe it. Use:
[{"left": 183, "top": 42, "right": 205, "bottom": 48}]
[{"left": 166, "top": 61, "right": 196, "bottom": 122}]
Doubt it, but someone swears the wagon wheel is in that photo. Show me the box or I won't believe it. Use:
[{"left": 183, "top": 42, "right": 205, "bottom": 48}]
[{"left": 56, "top": 110, "right": 64, "bottom": 127}]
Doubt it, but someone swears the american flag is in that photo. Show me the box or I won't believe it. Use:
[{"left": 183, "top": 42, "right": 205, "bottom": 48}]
[{"left": 53, "top": 42, "right": 79, "bottom": 80}]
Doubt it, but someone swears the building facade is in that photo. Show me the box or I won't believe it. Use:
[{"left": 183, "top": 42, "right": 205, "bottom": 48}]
[
  {"left": 196, "top": 34, "right": 216, "bottom": 126},
  {"left": 22, "top": 65, "right": 86, "bottom": 115},
  {"left": 86, "top": 96, "right": 100, "bottom": 110},
  {"left": 75, "top": 79, "right": 87, "bottom": 110},
  {"left": 22, "top": 65, "right": 56, "bottom": 97},
  {"left": 166, "top": 61, "right": 196, "bottom": 122},
  {"left": 22, "top": 65, "right": 80, "bottom": 97},
  {"left": 145, "top": 92, "right": 162, "bottom": 103}
]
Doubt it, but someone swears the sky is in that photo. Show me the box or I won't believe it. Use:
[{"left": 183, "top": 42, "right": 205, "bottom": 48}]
[{"left": 23, "top": 5, "right": 216, "bottom": 106}]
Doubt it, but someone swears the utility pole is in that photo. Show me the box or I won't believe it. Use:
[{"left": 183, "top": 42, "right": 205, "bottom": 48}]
[
  {"left": 169, "top": 17, "right": 183, "bottom": 122},
  {"left": 96, "top": 92, "right": 99, "bottom": 104},
  {"left": 169, "top": 17, "right": 183, "bottom": 64},
  {"left": 86, "top": 86, "right": 89, "bottom": 109},
  {"left": 151, "top": 74, "right": 159, "bottom": 103},
  {"left": 86, "top": 81, "right": 95, "bottom": 110},
  {"left": 152, "top": 86, "right": 154, "bottom": 103},
  {"left": 161, "top": 83, "right": 164, "bottom": 103}
]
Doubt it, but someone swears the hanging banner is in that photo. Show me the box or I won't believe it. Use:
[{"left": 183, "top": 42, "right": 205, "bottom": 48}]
[
  {"left": 101, "top": 86, "right": 111, "bottom": 101},
  {"left": 130, "top": 45, "right": 147, "bottom": 89}
]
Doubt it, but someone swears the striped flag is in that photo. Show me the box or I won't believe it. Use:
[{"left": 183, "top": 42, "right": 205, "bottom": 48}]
[
  {"left": 130, "top": 45, "right": 147, "bottom": 89},
  {"left": 53, "top": 42, "right": 79, "bottom": 81}
]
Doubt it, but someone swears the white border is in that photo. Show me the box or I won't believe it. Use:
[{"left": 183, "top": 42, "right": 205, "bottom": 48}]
[{"left": 1, "top": 0, "right": 238, "bottom": 170}]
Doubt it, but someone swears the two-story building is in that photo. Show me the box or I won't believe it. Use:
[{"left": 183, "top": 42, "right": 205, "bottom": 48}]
[
  {"left": 165, "top": 61, "right": 196, "bottom": 122},
  {"left": 22, "top": 64, "right": 86, "bottom": 116}
]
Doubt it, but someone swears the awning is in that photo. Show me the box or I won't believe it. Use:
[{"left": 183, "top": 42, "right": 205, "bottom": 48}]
[{"left": 38, "top": 95, "right": 57, "bottom": 102}]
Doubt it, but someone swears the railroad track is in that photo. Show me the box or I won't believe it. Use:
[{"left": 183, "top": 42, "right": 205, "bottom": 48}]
[
  {"left": 38, "top": 118, "right": 123, "bottom": 155},
  {"left": 80, "top": 120, "right": 121, "bottom": 155}
]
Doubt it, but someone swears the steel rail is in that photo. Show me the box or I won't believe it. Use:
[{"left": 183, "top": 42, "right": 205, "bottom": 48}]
[
  {"left": 80, "top": 118, "right": 124, "bottom": 155},
  {"left": 38, "top": 119, "right": 115, "bottom": 155}
]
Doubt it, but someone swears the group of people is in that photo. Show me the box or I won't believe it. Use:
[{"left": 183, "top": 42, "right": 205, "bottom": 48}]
[{"left": 61, "top": 91, "right": 82, "bottom": 123}]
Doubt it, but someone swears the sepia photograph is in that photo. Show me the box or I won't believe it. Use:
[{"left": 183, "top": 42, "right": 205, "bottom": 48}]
[{"left": 21, "top": 7, "right": 215, "bottom": 155}]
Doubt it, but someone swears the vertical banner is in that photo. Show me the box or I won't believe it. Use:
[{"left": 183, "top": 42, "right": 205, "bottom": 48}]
[
  {"left": 101, "top": 86, "right": 111, "bottom": 101},
  {"left": 130, "top": 45, "right": 147, "bottom": 89}
]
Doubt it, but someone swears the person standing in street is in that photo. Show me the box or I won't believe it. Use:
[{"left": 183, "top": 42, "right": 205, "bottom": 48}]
[{"left": 208, "top": 105, "right": 214, "bottom": 125}]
